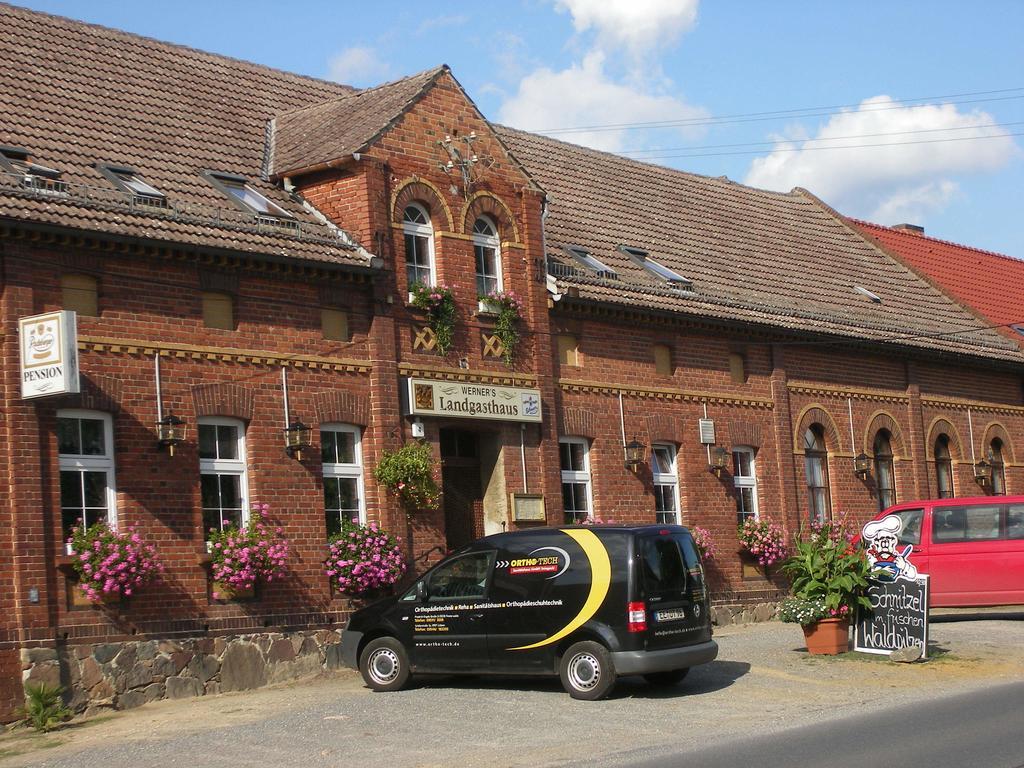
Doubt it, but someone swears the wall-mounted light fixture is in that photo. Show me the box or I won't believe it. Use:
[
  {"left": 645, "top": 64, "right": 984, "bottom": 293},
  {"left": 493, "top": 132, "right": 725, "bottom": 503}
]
[
  {"left": 854, "top": 452, "right": 871, "bottom": 479},
  {"left": 709, "top": 445, "right": 729, "bottom": 477},
  {"left": 156, "top": 412, "right": 187, "bottom": 456},
  {"left": 624, "top": 436, "right": 646, "bottom": 472},
  {"left": 284, "top": 420, "right": 312, "bottom": 461},
  {"left": 974, "top": 459, "right": 992, "bottom": 486}
]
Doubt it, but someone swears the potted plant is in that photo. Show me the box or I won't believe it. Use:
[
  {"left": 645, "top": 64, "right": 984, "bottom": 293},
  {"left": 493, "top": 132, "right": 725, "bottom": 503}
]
[
  {"left": 207, "top": 503, "right": 290, "bottom": 600},
  {"left": 67, "top": 522, "right": 163, "bottom": 603},
  {"left": 325, "top": 521, "right": 407, "bottom": 597},
  {"left": 779, "top": 515, "right": 873, "bottom": 655},
  {"left": 478, "top": 289, "right": 524, "bottom": 365},
  {"left": 409, "top": 282, "right": 457, "bottom": 355},
  {"left": 374, "top": 441, "right": 441, "bottom": 515},
  {"left": 737, "top": 516, "right": 788, "bottom": 570}
]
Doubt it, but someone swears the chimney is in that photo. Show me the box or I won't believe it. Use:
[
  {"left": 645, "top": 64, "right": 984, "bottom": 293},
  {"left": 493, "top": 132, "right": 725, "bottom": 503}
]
[{"left": 893, "top": 223, "right": 924, "bottom": 236}]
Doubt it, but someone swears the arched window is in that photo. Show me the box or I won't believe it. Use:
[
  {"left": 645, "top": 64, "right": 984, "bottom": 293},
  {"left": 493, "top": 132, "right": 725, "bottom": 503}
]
[
  {"left": 803, "top": 424, "right": 831, "bottom": 523},
  {"left": 989, "top": 438, "right": 1006, "bottom": 496},
  {"left": 873, "top": 430, "right": 897, "bottom": 511},
  {"left": 472, "top": 216, "right": 501, "bottom": 296},
  {"left": 198, "top": 417, "right": 249, "bottom": 533},
  {"left": 403, "top": 203, "right": 435, "bottom": 288},
  {"left": 57, "top": 409, "right": 116, "bottom": 540},
  {"left": 321, "top": 423, "right": 364, "bottom": 537},
  {"left": 935, "top": 434, "right": 954, "bottom": 499}
]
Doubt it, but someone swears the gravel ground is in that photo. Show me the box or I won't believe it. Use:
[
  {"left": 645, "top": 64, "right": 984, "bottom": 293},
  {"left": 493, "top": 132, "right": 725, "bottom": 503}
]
[{"left": 3, "top": 616, "right": 1022, "bottom": 768}]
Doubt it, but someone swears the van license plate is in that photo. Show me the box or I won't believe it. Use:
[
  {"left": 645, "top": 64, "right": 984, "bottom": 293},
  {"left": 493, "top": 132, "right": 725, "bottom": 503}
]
[{"left": 656, "top": 609, "right": 686, "bottom": 622}]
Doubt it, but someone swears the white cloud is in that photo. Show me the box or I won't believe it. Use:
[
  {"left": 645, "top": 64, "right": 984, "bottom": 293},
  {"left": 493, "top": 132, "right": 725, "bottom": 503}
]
[
  {"left": 744, "top": 96, "right": 1018, "bottom": 223},
  {"left": 498, "top": 52, "right": 707, "bottom": 153},
  {"left": 556, "top": 0, "right": 698, "bottom": 59},
  {"left": 327, "top": 47, "right": 390, "bottom": 87},
  {"left": 417, "top": 15, "right": 468, "bottom": 34}
]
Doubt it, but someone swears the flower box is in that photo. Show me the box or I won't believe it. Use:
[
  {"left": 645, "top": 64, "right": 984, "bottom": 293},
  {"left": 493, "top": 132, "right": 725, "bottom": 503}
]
[
  {"left": 477, "top": 299, "right": 499, "bottom": 315},
  {"left": 211, "top": 580, "right": 255, "bottom": 602}
]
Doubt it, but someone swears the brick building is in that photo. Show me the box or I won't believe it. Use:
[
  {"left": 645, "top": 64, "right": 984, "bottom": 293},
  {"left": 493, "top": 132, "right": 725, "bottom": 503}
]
[{"left": 2, "top": 4, "right": 1023, "bottom": 717}]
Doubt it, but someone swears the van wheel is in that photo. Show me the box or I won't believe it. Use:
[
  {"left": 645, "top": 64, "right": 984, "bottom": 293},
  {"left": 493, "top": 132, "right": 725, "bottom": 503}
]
[
  {"left": 644, "top": 668, "right": 689, "bottom": 686},
  {"left": 359, "top": 637, "right": 411, "bottom": 692},
  {"left": 559, "top": 641, "right": 616, "bottom": 700}
]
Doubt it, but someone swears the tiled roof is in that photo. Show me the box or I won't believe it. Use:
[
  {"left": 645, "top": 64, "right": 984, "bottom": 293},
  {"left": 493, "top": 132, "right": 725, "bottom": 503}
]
[
  {"left": 849, "top": 220, "right": 1024, "bottom": 331},
  {"left": 0, "top": 3, "right": 373, "bottom": 269},
  {"left": 496, "top": 126, "right": 1024, "bottom": 362},
  {"left": 272, "top": 67, "right": 448, "bottom": 178}
]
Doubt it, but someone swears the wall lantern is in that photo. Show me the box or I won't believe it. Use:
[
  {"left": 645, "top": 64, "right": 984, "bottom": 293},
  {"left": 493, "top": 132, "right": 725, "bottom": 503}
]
[
  {"left": 156, "top": 412, "right": 187, "bottom": 456},
  {"left": 709, "top": 445, "right": 729, "bottom": 477},
  {"left": 973, "top": 459, "right": 992, "bottom": 486},
  {"left": 624, "top": 437, "right": 646, "bottom": 472},
  {"left": 284, "top": 420, "right": 313, "bottom": 461},
  {"left": 854, "top": 452, "right": 871, "bottom": 479}
]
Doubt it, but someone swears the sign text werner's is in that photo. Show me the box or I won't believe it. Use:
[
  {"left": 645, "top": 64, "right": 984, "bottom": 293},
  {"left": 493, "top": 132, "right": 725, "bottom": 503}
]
[
  {"left": 19, "top": 311, "right": 79, "bottom": 399},
  {"left": 404, "top": 378, "right": 542, "bottom": 423}
]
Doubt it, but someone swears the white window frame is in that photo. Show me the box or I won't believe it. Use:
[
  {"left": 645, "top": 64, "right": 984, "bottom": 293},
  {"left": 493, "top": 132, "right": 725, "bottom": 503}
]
[
  {"left": 321, "top": 423, "right": 365, "bottom": 534},
  {"left": 57, "top": 409, "right": 117, "bottom": 535},
  {"left": 560, "top": 437, "right": 593, "bottom": 523},
  {"left": 403, "top": 203, "right": 436, "bottom": 288},
  {"left": 651, "top": 443, "right": 680, "bottom": 525},
  {"left": 733, "top": 446, "right": 759, "bottom": 523},
  {"left": 198, "top": 416, "right": 249, "bottom": 533},
  {"left": 472, "top": 216, "right": 502, "bottom": 297}
]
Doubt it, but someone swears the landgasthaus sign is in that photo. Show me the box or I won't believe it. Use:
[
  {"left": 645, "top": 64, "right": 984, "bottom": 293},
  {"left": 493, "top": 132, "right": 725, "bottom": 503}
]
[
  {"left": 403, "top": 378, "right": 542, "bottom": 423},
  {"left": 19, "top": 311, "right": 79, "bottom": 399}
]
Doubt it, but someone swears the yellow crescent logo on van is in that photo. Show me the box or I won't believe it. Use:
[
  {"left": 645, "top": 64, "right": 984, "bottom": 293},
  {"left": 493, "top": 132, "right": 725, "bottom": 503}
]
[{"left": 508, "top": 528, "right": 611, "bottom": 651}]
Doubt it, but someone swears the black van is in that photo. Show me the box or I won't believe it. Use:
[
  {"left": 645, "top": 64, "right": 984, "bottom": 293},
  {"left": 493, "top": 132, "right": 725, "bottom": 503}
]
[{"left": 340, "top": 525, "right": 718, "bottom": 700}]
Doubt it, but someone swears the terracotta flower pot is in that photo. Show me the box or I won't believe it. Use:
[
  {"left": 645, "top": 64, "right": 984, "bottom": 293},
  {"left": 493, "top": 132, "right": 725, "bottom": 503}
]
[{"left": 802, "top": 617, "right": 850, "bottom": 655}]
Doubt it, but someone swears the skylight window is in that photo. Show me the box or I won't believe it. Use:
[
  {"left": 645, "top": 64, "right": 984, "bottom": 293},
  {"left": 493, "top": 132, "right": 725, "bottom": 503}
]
[
  {"left": 565, "top": 245, "right": 618, "bottom": 280},
  {"left": 97, "top": 164, "right": 166, "bottom": 208},
  {"left": 203, "top": 171, "right": 295, "bottom": 225},
  {"left": 854, "top": 286, "right": 882, "bottom": 304},
  {"left": 0, "top": 146, "right": 67, "bottom": 194},
  {"left": 618, "top": 245, "right": 692, "bottom": 289}
]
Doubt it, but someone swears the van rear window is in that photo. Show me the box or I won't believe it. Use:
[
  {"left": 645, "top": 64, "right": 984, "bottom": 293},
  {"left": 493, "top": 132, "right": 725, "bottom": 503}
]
[{"left": 639, "top": 534, "right": 702, "bottom": 598}]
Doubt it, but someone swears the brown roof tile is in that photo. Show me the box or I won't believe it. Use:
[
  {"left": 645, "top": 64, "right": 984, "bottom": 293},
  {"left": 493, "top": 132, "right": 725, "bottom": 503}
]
[
  {"left": 496, "top": 125, "right": 1023, "bottom": 362},
  {"left": 0, "top": 3, "right": 371, "bottom": 269}
]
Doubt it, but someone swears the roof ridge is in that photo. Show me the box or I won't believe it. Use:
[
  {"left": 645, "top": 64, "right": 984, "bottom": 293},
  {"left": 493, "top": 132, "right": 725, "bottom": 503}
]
[
  {"left": 851, "top": 217, "right": 1023, "bottom": 264},
  {"left": 0, "top": 2, "right": 356, "bottom": 94},
  {"left": 494, "top": 123, "right": 807, "bottom": 202}
]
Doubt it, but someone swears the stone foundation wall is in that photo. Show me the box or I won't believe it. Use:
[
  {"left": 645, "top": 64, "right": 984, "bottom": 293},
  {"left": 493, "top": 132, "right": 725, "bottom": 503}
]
[
  {"left": 711, "top": 602, "right": 780, "bottom": 626},
  {"left": 21, "top": 630, "right": 344, "bottom": 717}
]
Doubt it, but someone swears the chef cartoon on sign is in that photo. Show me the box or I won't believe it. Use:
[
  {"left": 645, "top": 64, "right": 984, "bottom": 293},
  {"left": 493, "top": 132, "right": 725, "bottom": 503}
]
[{"left": 862, "top": 515, "right": 918, "bottom": 582}]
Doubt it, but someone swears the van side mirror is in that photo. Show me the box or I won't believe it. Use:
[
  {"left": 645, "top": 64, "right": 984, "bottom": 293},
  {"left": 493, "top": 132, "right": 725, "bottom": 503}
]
[{"left": 416, "top": 581, "right": 428, "bottom": 601}]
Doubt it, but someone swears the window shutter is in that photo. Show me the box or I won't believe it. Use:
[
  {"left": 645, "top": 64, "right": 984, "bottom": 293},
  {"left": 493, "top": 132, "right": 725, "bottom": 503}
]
[
  {"left": 653, "top": 344, "right": 672, "bottom": 375},
  {"left": 557, "top": 334, "right": 579, "bottom": 367},
  {"left": 61, "top": 274, "right": 98, "bottom": 317},
  {"left": 321, "top": 308, "right": 349, "bottom": 342},
  {"left": 202, "top": 291, "right": 235, "bottom": 330},
  {"left": 729, "top": 352, "right": 746, "bottom": 384}
]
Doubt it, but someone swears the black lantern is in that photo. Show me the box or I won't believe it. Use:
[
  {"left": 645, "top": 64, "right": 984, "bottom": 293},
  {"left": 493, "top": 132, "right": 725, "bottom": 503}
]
[
  {"left": 854, "top": 452, "right": 871, "bottom": 479},
  {"left": 974, "top": 459, "right": 992, "bottom": 486},
  {"left": 284, "top": 420, "right": 313, "bottom": 461},
  {"left": 156, "top": 412, "right": 187, "bottom": 456},
  {"left": 624, "top": 437, "right": 646, "bottom": 472},
  {"left": 709, "top": 445, "right": 729, "bottom": 476}
]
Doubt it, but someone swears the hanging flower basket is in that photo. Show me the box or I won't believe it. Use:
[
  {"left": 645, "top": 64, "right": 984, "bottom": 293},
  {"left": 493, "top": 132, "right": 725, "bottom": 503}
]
[
  {"left": 373, "top": 442, "right": 441, "bottom": 514},
  {"left": 409, "top": 282, "right": 457, "bottom": 355},
  {"left": 479, "top": 289, "right": 523, "bottom": 366}
]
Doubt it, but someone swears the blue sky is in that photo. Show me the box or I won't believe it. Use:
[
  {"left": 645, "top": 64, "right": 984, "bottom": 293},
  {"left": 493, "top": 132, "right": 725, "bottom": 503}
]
[{"left": 18, "top": 1, "right": 1024, "bottom": 257}]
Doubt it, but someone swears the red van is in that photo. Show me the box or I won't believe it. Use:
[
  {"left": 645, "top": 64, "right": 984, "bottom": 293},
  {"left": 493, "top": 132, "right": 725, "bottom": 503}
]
[{"left": 864, "top": 496, "right": 1024, "bottom": 607}]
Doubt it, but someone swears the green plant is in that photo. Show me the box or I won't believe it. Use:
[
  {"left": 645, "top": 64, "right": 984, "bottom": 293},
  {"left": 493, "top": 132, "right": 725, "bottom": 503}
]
[
  {"left": 410, "top": 282, "right": 457, "bottom": 355},
  {"left": 781, "top": 516, "right": 873, "bottom": 618},
  {"left": 777, "top": 595, "right": 832, "bottom": 625},
  {"left": 481, "top": 289, "right": 523, "bottom": 365},
  {"left": 374, "top": 442, "right": 441, "bottom": 512},
  {"left": 22, "top": 683, "right": 70, "bottom": 733}
]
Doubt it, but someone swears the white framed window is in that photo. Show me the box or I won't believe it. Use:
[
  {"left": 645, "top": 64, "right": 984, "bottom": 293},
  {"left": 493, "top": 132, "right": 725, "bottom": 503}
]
[
  {"left": 560, "top": 437, "right": 592, "bottom": 523},
  {"left": 651, "top": 443, "right": 679, "bottom": 524},
  {"left": 403, "top": 203, "right": 435, "bottom": 288},
  {"left": 57, "top": 410, "right": 116, "bottom": 539},
  {"left": 473, "top": 216, "right": 502, "bottom": 297},
  {"left": 198, "top": 417, "right": 249, "bottom": 534},
  {"left": 733, "top": 446, "right": 759, "bottom": 525},
  {"left": 321, "top": 423, "right": 365, "bottom": 537}
]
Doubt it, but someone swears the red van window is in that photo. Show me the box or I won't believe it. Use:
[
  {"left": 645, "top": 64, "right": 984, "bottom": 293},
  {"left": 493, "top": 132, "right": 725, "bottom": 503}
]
[
  {"left": 933, "top": 505, "right": 1001, "bottom": 543},
  {"left": 1007, "top": 505, "right": 1024, "bottom": 539},
  {"left": 892, "top": 509, "right": 923, "bottom": 546}
]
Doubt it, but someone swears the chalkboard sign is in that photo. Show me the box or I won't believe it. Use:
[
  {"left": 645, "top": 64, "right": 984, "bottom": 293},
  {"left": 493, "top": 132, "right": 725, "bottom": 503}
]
[{"left": 854, "top": 575, "right": 929, "bottom": 657}]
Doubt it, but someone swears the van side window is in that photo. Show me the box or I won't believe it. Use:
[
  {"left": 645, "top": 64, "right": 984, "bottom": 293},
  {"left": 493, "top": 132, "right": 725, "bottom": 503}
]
[
  {"left": 425, "top": 551, "right": 494, "bottom": 600},
  {"left": 1007, "top": 505, "right": 1024, "bottom": 539},
  {"left": 933, "top": 505, "right": 1001, "bottom": 542},
  {"left": 964, "top": 506, "right": 1001, "bottom": 540},
  {"left": 893, "top": 509, "right": 923, "bottom": 546}
]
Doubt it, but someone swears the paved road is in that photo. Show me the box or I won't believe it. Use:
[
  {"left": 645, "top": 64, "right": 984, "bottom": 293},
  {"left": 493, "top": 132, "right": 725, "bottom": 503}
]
[
  {"left": 2, "top": 618, "right": 1022, "bottom": 768},
  {"left": 615, "top": 680, "right": 1024, "bottom": 768}
]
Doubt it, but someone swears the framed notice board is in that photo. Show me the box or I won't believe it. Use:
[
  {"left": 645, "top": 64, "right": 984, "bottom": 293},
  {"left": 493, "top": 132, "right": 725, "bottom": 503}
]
[{"left": 510, "top": 493, "right": 546, "bottom": 522}]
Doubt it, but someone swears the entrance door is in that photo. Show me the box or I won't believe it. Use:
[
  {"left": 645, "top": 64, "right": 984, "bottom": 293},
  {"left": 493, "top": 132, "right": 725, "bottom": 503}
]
[{"left": 441, "top": 429, "right": 482, "bottom": 551}]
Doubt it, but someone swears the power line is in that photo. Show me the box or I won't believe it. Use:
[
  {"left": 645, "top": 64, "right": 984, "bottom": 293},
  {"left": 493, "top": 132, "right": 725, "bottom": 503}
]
[{"left": 532, "top": 88, "right": 1024, "bottom": 134}]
